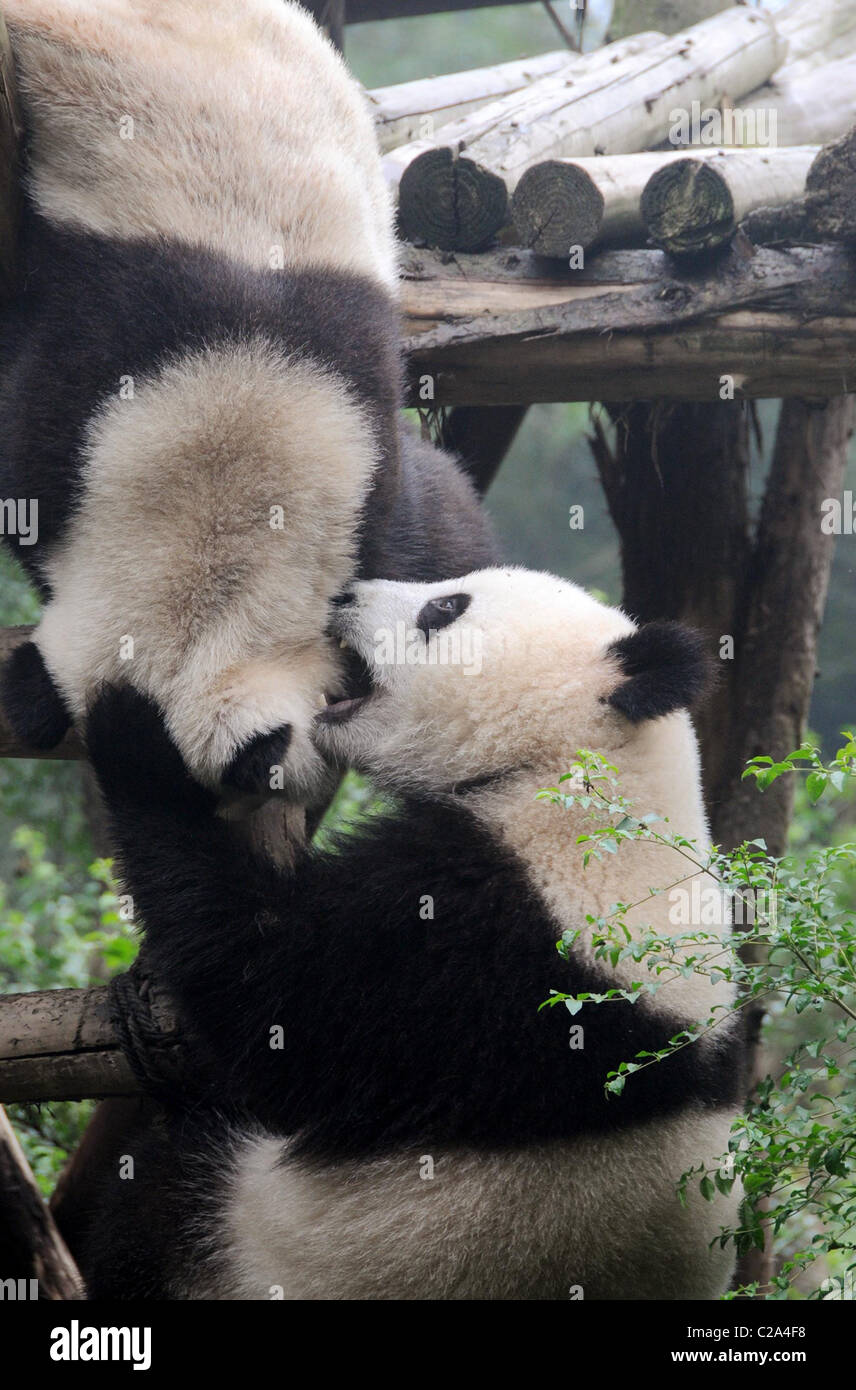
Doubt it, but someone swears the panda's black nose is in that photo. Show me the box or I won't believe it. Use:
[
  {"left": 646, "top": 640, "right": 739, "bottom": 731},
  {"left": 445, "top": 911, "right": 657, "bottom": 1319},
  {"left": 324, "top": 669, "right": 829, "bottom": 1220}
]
[{"left": 330, "top": 591, "right": 356, "bottom": 608}]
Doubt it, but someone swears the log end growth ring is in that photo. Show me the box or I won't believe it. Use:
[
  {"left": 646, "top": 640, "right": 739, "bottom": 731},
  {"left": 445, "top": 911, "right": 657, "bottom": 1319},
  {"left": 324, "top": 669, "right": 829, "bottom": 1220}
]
[
  {"left": 398, "top": 146, "right": 508, "bottom": 252},
  {"left": 511, "top": 160, "right": 605, "bottom": 259},
  {"left": 641, "top": 156, "right": 736, "bottom": 258}
]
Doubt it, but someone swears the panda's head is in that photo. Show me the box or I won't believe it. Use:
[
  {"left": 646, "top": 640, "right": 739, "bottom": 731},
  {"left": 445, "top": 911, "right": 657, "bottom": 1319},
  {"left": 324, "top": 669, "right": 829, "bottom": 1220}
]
[{"left": 314, "top": 568, "right": 710, "bottom": 796}]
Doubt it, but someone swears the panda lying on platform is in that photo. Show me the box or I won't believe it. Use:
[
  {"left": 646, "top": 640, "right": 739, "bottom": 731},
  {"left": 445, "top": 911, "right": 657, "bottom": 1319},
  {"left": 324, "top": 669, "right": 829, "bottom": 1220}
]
[
  {"left": 82, "top": 567, "right": 744, "bottom": 1301},
  {"left": 0, "top": 0, "right": 494, "bottom": 805}
]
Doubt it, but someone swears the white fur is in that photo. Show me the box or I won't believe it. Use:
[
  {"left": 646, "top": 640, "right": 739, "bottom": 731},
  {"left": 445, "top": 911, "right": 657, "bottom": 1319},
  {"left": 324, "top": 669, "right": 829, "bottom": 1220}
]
[
  {"left": 6, "top": 0, "right": 397, "bottom": 287},
  {"left": 37, "top": 343, "right": 378, "bottom": 788},
  {"left": 185, "top": 1107, "right": 739, "bottom": 1300}
]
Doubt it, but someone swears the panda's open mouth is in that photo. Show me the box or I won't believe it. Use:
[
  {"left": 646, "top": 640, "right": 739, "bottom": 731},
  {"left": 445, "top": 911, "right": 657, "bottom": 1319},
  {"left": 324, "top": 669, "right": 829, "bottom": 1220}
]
[{"left": 318, "top": 642, "right": 376, "bottom": 725}]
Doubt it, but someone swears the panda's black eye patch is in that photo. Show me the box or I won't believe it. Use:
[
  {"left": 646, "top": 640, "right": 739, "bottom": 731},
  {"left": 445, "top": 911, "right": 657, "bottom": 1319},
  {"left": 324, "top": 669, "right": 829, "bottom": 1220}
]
[{"left": 416, "top": 593, "right": 471, "bottom": 639}]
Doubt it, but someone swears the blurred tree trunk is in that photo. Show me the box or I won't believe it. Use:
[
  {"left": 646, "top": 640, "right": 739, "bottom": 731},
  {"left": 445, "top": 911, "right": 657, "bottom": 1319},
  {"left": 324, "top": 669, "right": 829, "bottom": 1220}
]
[
  {"left": 305, "top": 2, "right": 347, "bottom": 50},
  {"left": 610, "top": 0, "right": 729, "bottom": 38},
  {"left": 0, "top": 1106, "right": 83, "bottom": 1298}
]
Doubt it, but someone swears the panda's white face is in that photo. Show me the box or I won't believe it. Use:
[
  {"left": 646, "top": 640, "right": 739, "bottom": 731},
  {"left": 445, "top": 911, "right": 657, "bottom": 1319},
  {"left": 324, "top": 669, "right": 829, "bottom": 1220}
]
[{"left": 314, "top": 568, "right": 699, "bottom": 796}]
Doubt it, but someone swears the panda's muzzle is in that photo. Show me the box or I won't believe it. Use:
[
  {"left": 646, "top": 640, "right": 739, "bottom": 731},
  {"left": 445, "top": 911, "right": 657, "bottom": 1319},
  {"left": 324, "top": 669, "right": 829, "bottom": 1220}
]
[{"left": 318, "top": 641, "right": 375, "bottom": 725}]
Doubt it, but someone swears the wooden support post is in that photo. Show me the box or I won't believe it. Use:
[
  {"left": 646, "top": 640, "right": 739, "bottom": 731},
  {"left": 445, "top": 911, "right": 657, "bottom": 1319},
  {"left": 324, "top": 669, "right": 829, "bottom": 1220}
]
[
  {"left": 438, "top": 404, "right": 528, "bottom": 495},
  {"left": 589, "top": 399, "right": 752, "bottom": 817},
  {"left": 312, "top": 1, "right": 347, "bottom": 52},
  {"left": 589, "top": 388, "right": 855, "bottom": 1298},
  {"left": 709, "top": 396, "right": 856, "bottom": 852}
]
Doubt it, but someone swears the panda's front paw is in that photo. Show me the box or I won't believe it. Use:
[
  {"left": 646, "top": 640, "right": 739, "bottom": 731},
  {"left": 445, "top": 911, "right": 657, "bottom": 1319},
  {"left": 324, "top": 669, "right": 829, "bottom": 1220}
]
[
  {"left": 86, "top": 685, "right": 215, "bottom": 815},
  {"left": 221, "top": 724, "right": 293, "bottom": 795},
  {"left": 220, "top": 718, "right": 338, "bottom": 806},
  {"left": 0, "top": 641, "right": 72, "bottom": 750}
]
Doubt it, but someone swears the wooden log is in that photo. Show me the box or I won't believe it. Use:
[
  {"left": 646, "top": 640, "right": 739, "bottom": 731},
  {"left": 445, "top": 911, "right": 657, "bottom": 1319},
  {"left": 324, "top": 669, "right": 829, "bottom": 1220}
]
[
  {"left": 0, "top": 984, "right": 178, "bottom": 1103},
  {"left": 400, "top": 242, "right": 856, "bottom": 403},
  {"left": 803, "top": 125, "right": 856, "bottom": 243},
  {"left": 511, "top": 147, "right": 816, "bottom": 258},
  {"left": 742, "top": 125, "right": 856, "bottom": 247},
  {"left": 773, "top": 0, "right": 856, "bottom": 67},
  {"left": 512, "top": 11, "right": 856, "bottom": 261},
  {"left": 640, "top": 146, "right": 819, "bottom": 257},
  {"left": 742, "top": 53, "right": 856, "bottom": 150},
  {"left": 393, "top": 8, "right": 783, "bottom": 251},
  {"left": 0, "top": 8, "right": 22, "bottom": 296},
  {"left": 368, "top": 50, "right": 576, "bottom": 154},
  {"left": 0, "top": 1106, "right": 84, "bottom": 1296},
  {"left": 385, "top": 32, "right": 666, "bottom": 248}
]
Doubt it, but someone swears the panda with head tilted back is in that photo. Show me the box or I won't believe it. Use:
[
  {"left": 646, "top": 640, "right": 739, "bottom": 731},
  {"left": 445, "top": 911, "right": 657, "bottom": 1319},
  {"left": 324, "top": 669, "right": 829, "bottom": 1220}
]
[
  {"left": 0, "top": 0, "right": 495, "bottom": 809},
  {"left": 83, "top": 567, "right": 745, "bottom": 1301}
]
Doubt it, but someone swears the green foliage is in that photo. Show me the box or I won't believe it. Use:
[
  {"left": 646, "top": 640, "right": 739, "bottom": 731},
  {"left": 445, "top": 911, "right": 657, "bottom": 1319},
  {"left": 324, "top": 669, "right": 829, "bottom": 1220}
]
[
  {"left": 0, "top": 829, "right": 137, "bottom": 1194},
  {"left": 312, "top": 770, "right": 392, "bottom": 852},
  {"left": 541, "top": 739, "right": 856, "bottom": 1299}
]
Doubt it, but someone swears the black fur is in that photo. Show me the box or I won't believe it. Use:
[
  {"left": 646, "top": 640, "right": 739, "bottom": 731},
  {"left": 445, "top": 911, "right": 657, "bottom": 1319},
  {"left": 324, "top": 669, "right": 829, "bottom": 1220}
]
[
  {"left": 221, "top": 725, "right": 293, "bottom": 796},
  {"left": 416, "top": 591, "right": 471, "bottom": 639},
  {"left": 607, "top": 622, "right": 711, "bottom": 724},
  {"left": 82, "top": 686, "right": 746, "bottom": 1296},
  {"left": 0, "top": 640, "right": 71, "bottom": 749}
]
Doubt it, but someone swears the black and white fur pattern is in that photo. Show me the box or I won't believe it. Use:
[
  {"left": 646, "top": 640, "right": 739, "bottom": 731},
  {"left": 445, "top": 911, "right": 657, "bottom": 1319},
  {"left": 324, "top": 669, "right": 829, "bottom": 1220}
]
[
  {"left": 0, "top": 0, "right": 495, "bottom": 799},
  {"left": 83, "top": 568, "right": 745, "bottom": 1301}
]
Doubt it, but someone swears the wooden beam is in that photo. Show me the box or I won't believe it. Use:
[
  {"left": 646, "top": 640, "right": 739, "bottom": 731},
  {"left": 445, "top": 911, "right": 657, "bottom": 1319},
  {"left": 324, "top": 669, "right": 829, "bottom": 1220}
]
[
  {"left": 400, "top": 243, "right": 856, "bottom": 404},
  {"left": 0, "top": 985, "right": 176, "bottom": 1103}
]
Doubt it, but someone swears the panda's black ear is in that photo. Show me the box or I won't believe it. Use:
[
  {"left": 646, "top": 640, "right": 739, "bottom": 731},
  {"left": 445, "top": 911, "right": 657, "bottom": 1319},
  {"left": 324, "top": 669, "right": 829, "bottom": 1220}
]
[
  {"left": 0, "top": 641, "right": 72, "bottom": 749},
  {"left": 605, "top": 622, "right": 711, "bottom": 723}
]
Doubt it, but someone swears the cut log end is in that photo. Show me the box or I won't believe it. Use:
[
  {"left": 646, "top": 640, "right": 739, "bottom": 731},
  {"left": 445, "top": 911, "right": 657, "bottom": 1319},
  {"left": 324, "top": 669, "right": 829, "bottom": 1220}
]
[
  {"left": 511, "top": 160, "right": 605, "bottom": 258},
  {"left": 641, "top": 157, "right": 735, "bottom": 258},
  {"left": 398, "top": 147, "right": 508, "bottom": 253},
  {"left": 805, "top": 125, "right": 856, "bottom": 244}
]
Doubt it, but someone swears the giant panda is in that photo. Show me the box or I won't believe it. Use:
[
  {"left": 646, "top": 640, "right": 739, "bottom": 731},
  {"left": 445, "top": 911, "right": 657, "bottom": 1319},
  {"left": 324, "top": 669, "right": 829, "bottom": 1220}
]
[
  {"left": 81, "top": 567, "right": 745, "bottom": 1301},
  {"left": 0, "top": 0, "right": 495, "bottom": 806}
]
